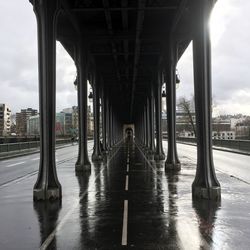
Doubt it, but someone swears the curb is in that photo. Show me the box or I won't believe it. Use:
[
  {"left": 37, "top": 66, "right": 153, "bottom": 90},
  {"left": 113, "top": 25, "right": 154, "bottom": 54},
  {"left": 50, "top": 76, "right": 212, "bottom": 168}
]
[
  {"left": 174, "top": 140, "right": 250, "bottom": 156},
  {"left": 0, "top": 143, "right": 74, "bottom": 161}
]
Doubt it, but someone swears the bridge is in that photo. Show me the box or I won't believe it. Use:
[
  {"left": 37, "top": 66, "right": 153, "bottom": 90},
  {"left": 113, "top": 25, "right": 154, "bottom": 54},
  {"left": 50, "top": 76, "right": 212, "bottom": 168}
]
[
  {"left": 1, "top": 0, "right": 249, "bottom": 249},
  {"left": 29, "top": 0, "right": 220, "bottom": 201}
]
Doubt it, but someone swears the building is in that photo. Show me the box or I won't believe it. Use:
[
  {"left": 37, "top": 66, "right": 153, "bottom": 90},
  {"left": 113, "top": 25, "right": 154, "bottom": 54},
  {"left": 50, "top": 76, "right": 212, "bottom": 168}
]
[
  {"left": 72, "top": 106, "right": 78, "bottom": 134},
  {"left": 0, "top": 104, "right": 11, "bottom": 136},
  {"left": 27, "top": 113, "right": 72, "bottom": 136},
  {"left": 27, "top": 115, "right": 40, "bottom": 136},
  {"left": 62, "top": 107, "right": 73, "bottom": 114},
  {"left": 58, "top": 111, "right": 73, "bottom": 136},
  {"left": 16, "top": 108, "right": 38, "bottom": 136},
  {"left": 212, "top": 117, "right": 231, "bottom": 132},
  {"left": 212, "top": 131, "right": 235, "bottom": 140},
  {"left": 87, "top": 105, "right": 94, "bottom": 136}
]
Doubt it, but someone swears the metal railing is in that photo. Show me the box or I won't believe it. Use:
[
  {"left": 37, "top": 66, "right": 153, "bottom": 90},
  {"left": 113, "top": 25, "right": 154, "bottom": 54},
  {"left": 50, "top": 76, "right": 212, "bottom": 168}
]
[
  {"left": 0, "top": 139, "right": 71, "bottom": 154},
  {"left": 176, "top": 137, "right": 250, "bottom": 153}
]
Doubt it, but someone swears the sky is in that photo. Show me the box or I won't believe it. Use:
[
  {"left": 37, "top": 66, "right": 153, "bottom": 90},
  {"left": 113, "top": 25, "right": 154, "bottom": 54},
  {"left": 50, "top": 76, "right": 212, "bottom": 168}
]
[{"left": 0, "top": 0, "right": 250, "bottom": 115}]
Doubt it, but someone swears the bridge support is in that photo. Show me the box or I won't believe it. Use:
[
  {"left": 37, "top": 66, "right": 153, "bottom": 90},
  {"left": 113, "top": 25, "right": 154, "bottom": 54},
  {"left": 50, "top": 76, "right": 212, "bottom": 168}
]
[
  {"left": 154, "top": 70, "right": 165, "bottom": 160},
  {"left": 92, "top": 74, "right": 103, "bottom": 161},
  {"left": 165, "top": 41, "right": 181, "bottom": 172},
  {"left": 75, "top": 45, "right": 91, "bottom": 172},
  {"left": 108, "top": 104, "right": 113, "bottom": 150},
  {"left": 33, "top": 0, "right": 61, "bottom": 200},
  {"left": 192, "top": 0, "right": 221, "bottom": 200},
  {"left": 148, "top": 85, "right": 155, "bottom": 159},
  {"left": 101, "top": 86, "right": 108, "bottom": 153},
  {"left": 144, "top": 105, "right": 149, "bottom": 151}
]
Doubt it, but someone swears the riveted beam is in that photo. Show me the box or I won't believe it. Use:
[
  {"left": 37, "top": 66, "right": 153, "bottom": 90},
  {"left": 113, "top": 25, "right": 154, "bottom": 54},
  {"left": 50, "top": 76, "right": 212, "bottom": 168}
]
[
  {"left": 102, "top": 0, "right": 121, "bottom": 82},
  {"left": 129, "top": 0, "right": 146, "bottom": 120}
]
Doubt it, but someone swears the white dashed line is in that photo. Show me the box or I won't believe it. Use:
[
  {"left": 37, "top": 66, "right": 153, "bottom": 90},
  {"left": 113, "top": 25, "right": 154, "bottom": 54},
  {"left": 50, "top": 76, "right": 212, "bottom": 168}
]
[
  {"left": 125, "top": 175, "right": 129, "bottom": 191},
  {"left": 121, "top": 200, "right": 128, "bottom": 246},
  {"left": 126, "top": 164, "right": 129, "bottom": 172},
  {"left": 31, "top": 157, "right": 40, "bottom": 161},
  {"left": 5, "top": 161, "right": 26, "bottom": 168}
]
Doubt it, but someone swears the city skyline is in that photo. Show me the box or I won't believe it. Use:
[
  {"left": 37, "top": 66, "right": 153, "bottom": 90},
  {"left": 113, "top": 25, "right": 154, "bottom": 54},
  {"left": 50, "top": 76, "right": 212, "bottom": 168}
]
[{"left": 0, "top": 0, "right": 250, "bottom": 115}]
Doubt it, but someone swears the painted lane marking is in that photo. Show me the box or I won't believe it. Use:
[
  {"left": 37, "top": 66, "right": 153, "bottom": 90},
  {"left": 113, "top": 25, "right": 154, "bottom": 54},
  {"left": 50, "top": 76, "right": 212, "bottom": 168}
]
[
  {"left": 126, "top": 164, "right": 129, "bottom": 172},
  {"left": 121, "top": 200, "right": 128, "bottom": 246},
  {"left": 5, "top": 161, "right": 26, "bottom": 168},
  {"left": 125, "top": 175, "right": 129, "bottom": 191},
  {"left": 40, "top": 142, "right": 123, "bottom": 250},
  {"left": 0, "top": 159, "right": 15, "bottom": 163},
  {"left": 31, "top": 157, "right": 40, "bottom": 161}
]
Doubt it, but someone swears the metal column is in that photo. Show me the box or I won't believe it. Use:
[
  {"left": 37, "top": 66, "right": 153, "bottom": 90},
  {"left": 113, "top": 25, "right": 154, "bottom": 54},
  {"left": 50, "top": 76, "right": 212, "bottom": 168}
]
[
  {"left": 33, "top": 0, "right": 61, "bottom": 200},
  {"left": 192, "top": 0, "right": 221, "bottom": 200}
]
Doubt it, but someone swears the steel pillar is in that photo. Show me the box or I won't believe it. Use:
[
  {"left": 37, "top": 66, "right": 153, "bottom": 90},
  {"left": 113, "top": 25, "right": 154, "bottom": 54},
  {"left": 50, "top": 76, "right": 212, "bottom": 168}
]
[
  {"left": 106, "top": 96, "right": 110, "bottom": 150},
  {"left": 144, "top": 106, "right": 148, "bottom": 149},
  {"left": 154, "top": 71, "right": 165, "bottom": 160},
  {"left": 33, "top": 0, "right": 61, "bottom": 200},
  {"left": 101, "top": 86, "right": 108, "bottom": 153},
  {"left": 146, "top": 98, "right": 151, "bottom": 150},
  {"left": 92, "top": 74, "right": 103, "bottom": 161},
  {"left": 75, "top": 45, "right": 91, "bottom": 172},
  {"left": 192, "top": 0, "right": 221, "bottom": 200},
  {"left": 165, "top": 41, "right": 181, "bottom": 171},
  {"left": 108, "top": 104, "right": 112, "bottom": 150},
  {"left": 148, "top": 85, "right": 155, "bottom": 158}
]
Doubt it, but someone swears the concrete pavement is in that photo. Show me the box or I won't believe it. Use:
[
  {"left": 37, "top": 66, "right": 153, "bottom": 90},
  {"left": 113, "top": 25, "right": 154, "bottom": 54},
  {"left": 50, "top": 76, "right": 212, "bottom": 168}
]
[{"left": 0, "top": 140, "right": 250, "bottom": 249}]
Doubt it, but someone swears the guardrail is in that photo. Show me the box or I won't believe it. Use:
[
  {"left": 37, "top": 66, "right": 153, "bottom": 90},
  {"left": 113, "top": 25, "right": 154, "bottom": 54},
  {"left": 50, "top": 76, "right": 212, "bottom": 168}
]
[
  {"left": 176, "top": 137, "right": 250, "bottom": 152},
  {"left": 0, "top": 139, "right": 71, "bottom": 154}
]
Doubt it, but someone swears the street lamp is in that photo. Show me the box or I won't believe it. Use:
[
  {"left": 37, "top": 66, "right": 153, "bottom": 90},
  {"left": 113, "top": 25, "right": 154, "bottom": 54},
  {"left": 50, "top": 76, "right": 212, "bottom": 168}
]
[
  {"left": 176, "top": 69, "right": 180, "bottom": 89},
  {"left": 73, "top": 75, "right": 78, "bottom": 91},
  {"left": 88, "top": 89, "right": 93, "bottom": 99}
]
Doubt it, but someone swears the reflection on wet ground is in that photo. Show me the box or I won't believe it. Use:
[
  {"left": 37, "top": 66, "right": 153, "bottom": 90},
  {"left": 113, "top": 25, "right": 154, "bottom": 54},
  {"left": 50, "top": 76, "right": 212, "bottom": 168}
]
[{"left": 0, "top": 140, "right": 250, "bottom": 249}]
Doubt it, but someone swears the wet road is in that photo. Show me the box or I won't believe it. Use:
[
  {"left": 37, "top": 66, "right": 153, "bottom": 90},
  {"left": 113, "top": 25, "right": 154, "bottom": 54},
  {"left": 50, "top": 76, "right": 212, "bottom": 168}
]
[
  {"left": 0, "top": 141, "right": 94, "bottom": 187},
  {"left": 166, "top": 142, "right": 250, "bottom": 184},
  {"left": 0, "top": 140, "right": 250, "bottom": 249}
]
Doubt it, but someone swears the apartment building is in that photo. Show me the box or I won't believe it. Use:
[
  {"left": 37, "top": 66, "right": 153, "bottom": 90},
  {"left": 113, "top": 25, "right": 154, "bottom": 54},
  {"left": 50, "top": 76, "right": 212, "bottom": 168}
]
[{"left": 0, "top": 104, "right": 11, "bottom": 136}]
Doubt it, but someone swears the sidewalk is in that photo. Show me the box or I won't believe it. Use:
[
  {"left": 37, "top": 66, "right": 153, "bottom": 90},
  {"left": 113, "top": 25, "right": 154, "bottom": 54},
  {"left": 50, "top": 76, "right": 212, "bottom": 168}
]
[{"left": 176, "top": 140, "right": 250, "bottom": 156}]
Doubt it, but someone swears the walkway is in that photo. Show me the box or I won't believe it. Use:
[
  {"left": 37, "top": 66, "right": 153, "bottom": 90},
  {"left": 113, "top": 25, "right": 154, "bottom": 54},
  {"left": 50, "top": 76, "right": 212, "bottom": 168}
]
[{"left": 0, "top": 140, "right": 250, "bottom": 249}]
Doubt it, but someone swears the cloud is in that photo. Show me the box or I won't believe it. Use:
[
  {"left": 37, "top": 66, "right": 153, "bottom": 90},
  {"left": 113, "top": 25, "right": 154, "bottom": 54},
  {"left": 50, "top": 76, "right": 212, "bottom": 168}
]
[
  {"left": 177, "top": 0, "right": 250, "bottom": 115},
  {"left": 0, "top": 0, "right": 250, "bottom": 116},
  {"left": 0, "top": 0, "right": 76, "bottom": 114}
]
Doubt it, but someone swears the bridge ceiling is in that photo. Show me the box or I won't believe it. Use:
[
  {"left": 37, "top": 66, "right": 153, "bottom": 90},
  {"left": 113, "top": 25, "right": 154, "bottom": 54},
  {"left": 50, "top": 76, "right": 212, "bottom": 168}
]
[{"left": 57, "top": 0, "right": 193, "bottom": 122}]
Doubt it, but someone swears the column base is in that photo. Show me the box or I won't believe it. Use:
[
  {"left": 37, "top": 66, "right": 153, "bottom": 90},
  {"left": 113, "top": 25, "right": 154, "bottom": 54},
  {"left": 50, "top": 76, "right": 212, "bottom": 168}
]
[
  {"left": 146, "top": 151, "right": 154, "bottom": 160},
  {"left": 92, "top": 154, "right": 103, "bottom": 162},
  {"left": 154, "top": 153, "right": 165, "bottom": 161},
  {"left": 33, "top": 187, "right": 61, "bottom": 201},
  {"left": 192, "top": 186, "right": 221, "bottom": 201},
  {"left": 165, "top": 162, "right": 181, "bottom": 172},
  {"left": 75, "top": 162, "right": 91, "bottom": 172},
  {"left": 102, "top": 150, "right": 109, "bottom": 155},
  {"left": 155, "top": 161, "right": 165, "bottom": 169}
]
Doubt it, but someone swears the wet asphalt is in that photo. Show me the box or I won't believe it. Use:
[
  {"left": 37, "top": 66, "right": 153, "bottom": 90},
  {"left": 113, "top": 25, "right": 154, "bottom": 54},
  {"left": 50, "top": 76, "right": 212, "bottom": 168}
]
[{"left": 0, "top": 139, "right": 250, "bottom": 249}]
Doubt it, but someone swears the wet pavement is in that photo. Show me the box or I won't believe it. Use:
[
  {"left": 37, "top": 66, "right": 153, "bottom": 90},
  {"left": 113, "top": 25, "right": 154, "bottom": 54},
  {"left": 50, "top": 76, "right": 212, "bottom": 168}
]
[{"left": 0, "top": 140, "right": 250, "bottom": 249}]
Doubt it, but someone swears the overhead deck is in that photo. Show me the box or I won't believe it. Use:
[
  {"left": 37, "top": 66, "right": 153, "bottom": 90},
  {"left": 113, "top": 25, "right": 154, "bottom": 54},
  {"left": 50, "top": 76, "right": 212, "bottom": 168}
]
[{"left": 56, "top": 0, "right": 193, "bottom": 122}]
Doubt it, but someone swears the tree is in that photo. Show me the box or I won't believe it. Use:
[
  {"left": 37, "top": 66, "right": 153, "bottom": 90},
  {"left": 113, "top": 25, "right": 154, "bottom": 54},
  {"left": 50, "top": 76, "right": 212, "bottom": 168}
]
[{"left": 178, "top": 96, "right": 196, "bottom": 137}]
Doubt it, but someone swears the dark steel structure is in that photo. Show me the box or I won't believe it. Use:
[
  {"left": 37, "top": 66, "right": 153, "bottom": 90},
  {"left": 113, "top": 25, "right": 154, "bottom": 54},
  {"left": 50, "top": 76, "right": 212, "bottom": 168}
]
[{"left": 30, "top": 0, "right": 220, "bottom": 201}]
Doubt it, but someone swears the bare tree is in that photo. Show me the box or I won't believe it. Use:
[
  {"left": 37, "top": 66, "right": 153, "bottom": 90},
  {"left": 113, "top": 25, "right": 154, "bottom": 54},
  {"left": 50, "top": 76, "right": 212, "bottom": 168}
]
[{"left": 178, "top": 96, "right": 196, "bottom": 137}]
